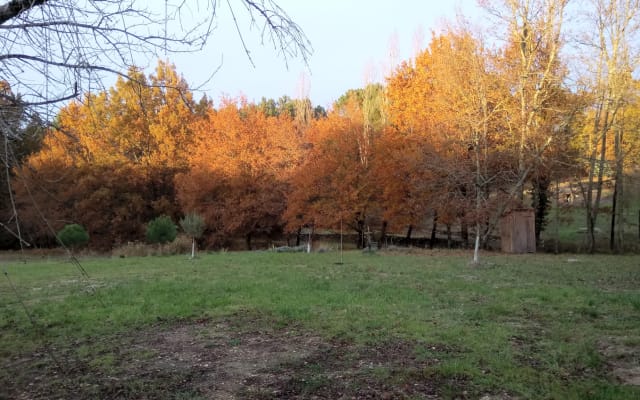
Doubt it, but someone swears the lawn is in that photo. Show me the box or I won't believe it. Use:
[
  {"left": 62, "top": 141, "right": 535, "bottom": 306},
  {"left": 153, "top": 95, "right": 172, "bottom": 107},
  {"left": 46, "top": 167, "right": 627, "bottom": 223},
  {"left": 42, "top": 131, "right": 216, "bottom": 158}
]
[{"left": 1, "top": 250, "right": 639, "bottom": 399}]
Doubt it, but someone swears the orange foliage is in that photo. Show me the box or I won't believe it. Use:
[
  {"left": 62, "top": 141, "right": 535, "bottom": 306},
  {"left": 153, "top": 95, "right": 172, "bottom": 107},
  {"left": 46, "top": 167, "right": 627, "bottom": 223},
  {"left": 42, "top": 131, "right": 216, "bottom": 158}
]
[
  {"left": 8, "top": 28, "right": 587, "bottom": 252},
  {"left": 14, "top": 61, "right": 201, "bottom": 248},
  {"left": 284, "top": 105, "right": 378, "bottom": 245},
  {"left": 382, "top": 33, "right": 480, "bottom": 230},
  {"left": 371, "top": 129, "right": 436, "bottom": 231},
  {"left": 55, "top": 61, "right": 197, "bottom": 168},
  {"left": 176, "top": 99, "right": 302, "bottom": 248}
]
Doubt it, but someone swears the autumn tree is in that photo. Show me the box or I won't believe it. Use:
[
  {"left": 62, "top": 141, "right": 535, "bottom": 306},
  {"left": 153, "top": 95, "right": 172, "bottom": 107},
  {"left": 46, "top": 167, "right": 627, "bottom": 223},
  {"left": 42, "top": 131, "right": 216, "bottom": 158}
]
[
  {"left": 1, "top": 0, "right": 310, "bottom": 249},
  {"left": 424, "top": 29, "right": 512, "bottom": 260},
  {"left": 574, "top": 0, "right": 640, "bottom": 252},
  {"left": 371, "top": 129, "right": 435, "bottom": 243},
  {"left": 16, "top": 156, "right": 167, "bottom": 248},
  {"left": 285, "top": 97, "right": 380, "bottom": 248},
  {"left": 480, "top": 0, "right": 570, "bottom": 201},
  {"left": 384, "top": 29, "right": 512, "bottom": 257},
  {"left": 13, "top": 62, "right": 200, "bottom": 248},
  {"left": 176, "top": 99, "right": 302, "bottom": 249},
  {"left": 0, "top": 81, "right": 44, "bottom": 248},
  {"left": 180, "top": 212, "right": 206, "bottom": 259},
  {"left": 51, "top": 61, "right": 198, "bottom": 168},
  {"left": 383, "top": 47, "right": 442, "bottom": 242}
]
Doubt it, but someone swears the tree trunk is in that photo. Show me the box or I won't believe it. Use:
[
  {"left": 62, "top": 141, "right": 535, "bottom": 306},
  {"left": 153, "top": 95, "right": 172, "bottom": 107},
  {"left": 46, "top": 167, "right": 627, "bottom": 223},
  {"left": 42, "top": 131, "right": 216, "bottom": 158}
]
[
  {"left": 610, "top": 177, "right": 618, "bottom": 252},
  {"left": 587, "top": 210, "right": 596, "bottom": 253},
  {"left": 379, "top": 220, "right": 387, "bottom": 248},
  {"left": 295, "top": 226, "right": 301, "bottom": 247},
  {"left": 591, "top": 119, "right": 608, "bottom": 254},
  {"left": 191, "top": 237, "right": 196, "bottom": 259},
  {"left": 617, "top": 172, "right": 624, "bottom": 251},
  {"left": 246, "top": 233, "right": 252, "bottom": 250},
  {"left": 405, "top": 224, "right": 413, "bottom": 241},
  {"left": 461, "top": 218, "right": 468, "bottom": 249},
  {"left": 583, "top": 54, "right": 606, "bottom": 254},
  {"left": 532, "top": 175, "right": 550, "bottom": 246},
  {"left": 446, "top": 224, "right": 452, "bottom": 249},
  {"left": 585, "top": 104, "right": 609, "bottom": 254},
  {"left": 554, "top": 179, "right": 560, "bottom": 254},
  {"left": 611, "top": 123, "right": 624, "bottom": 253},
  {"left": 429, "top": 212, "right": 438, "bottom": 249},
  {"left": 356, "top": 218, "right": 365, "bottom": 249},
  {"left": 473, "top": 223, "right": 481, "bottom": 265}
]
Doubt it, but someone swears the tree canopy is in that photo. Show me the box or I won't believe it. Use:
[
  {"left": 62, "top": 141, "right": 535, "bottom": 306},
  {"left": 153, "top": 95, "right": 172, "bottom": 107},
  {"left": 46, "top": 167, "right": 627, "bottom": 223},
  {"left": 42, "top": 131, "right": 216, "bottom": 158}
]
[{"left": 3, "top": 0, "right": 640, "bottom": 256}]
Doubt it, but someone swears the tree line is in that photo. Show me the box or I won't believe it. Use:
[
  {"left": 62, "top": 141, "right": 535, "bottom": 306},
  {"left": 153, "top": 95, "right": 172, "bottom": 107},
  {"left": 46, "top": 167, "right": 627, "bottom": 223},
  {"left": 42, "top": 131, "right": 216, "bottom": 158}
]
[{"left": 2, "top": 0, "right": 640, "bottom": 254}]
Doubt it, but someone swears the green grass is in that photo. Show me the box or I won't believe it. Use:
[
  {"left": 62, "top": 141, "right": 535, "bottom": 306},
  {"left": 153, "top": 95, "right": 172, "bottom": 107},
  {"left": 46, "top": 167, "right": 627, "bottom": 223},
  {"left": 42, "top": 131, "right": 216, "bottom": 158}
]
[{"left": 1, "top": 251, "right": 639, "bottom": 399}]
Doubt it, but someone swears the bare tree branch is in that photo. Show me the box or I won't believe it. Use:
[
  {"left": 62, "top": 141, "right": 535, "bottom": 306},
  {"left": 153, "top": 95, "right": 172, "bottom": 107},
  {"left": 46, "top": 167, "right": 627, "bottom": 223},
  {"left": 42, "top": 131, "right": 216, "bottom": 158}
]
[
  {"left": 0, "top": 0, "right": 311, "bottom": 122},
  {"left": 0, "top": 0, "right": 47, "bottom": 25}
]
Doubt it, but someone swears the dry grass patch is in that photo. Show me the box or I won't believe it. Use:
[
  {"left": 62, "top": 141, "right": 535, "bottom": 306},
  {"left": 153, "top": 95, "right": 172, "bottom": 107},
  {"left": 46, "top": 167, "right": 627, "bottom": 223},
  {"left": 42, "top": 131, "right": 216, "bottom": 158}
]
[{"left": 1, "top": 314, "right": 511, "bottom": 399}]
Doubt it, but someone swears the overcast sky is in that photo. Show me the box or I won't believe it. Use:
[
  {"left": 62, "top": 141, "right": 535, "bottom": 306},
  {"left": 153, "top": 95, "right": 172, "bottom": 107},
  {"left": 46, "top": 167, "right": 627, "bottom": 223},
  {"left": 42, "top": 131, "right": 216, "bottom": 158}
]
[{"left": 169, "top": 0, "right": 482, "bottom": 109}]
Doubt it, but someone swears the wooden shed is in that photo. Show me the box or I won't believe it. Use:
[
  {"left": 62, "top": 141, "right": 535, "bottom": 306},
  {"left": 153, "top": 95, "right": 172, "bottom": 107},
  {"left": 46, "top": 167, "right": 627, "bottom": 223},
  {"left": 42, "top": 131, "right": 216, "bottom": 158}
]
[{"left": 500, "top": 208, "right": 536, "bottom": 253}]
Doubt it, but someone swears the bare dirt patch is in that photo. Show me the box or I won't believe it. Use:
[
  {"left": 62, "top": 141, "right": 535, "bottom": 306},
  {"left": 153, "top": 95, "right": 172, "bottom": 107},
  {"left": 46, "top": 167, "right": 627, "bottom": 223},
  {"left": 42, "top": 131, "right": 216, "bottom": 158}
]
[
  {"left": 1, "top": 314, "right": 497, "bottom": 399},
  {"left": 599, "top": 336, "right": 640, "bottom": 386}
]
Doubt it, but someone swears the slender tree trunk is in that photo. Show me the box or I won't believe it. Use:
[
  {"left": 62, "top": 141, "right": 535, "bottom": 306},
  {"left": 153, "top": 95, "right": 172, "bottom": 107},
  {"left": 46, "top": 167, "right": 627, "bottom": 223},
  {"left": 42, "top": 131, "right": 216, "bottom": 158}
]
[
  {"left": 191, "top": 237, "right": 196, "bottom": 259},
  {"left": 356, "top": 218, "right": 365, "bottom": 249},
  {"left": 585, "top": 99, "right": 609, "bottom": 254},
  {"left": 611, "top": 123, "right": 624, "bottom": 252},
  {"left": 307, "top": 225, "right": 314, "bottom": 253},
  {"left": 532, "top": 175, "right": 550, "bottom": 245},
  {"left": 446, "top": 224, "right": 452, "bottom": 249},
  {"left": 587, "top": 196, "right": 596, "bottom": 253},
  {"left": 591, "top": 113, "right": 608, "bottom": 253},
  {"left": 610, "top": 125, "right": 620, "bottom": 252},
  {"left": 518, "top": 75, "right": 527, "bottom": 203},
  {"left": 617, "top": 172, "right": 624, "bottom": 250},
  {"left": 430, "top": 212, "right": 438, "bottom": 249},
  {"left": 473, "top": 125, "right": 483, "bottom": 264},
  {"left": 379, "top": 220, "right": 387, "bottom": 248},
  {"left": 246, "top": 232, "right": 252, "bottom": 250},
  {"left": 610, "top": 177, "right": 618, "bottom": 252},
  {"left": 473, "top": 223, "right": 481, "bottom": 264},
  {"left": 461, "top": 217, "right": 468, "bottom": 248},
  {"left": 405, "top": 224, "right": 413, "bottom": 241},
  {"left": 554, "top": 179, "right": 560, "bottom": 254},
  {"left": 295, "top": 226, "right": 301, "bottom": 247},
  {"left": 584, "top": 141, "right": 598, "bottom": 253}
]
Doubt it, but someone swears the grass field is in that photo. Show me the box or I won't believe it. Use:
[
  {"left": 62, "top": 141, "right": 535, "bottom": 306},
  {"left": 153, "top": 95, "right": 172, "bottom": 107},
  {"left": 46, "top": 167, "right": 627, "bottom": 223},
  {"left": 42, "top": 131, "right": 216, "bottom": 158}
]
[{"left": 1, "top": 250, "right": 639, "bottom": 399}]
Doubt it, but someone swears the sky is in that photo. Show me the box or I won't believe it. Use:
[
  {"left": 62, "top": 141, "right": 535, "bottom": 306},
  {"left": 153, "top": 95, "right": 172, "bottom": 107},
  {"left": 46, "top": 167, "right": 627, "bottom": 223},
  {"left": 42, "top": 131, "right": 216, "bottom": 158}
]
[{"left": 170, "top": 0, "right": 483, "bottom": 109}]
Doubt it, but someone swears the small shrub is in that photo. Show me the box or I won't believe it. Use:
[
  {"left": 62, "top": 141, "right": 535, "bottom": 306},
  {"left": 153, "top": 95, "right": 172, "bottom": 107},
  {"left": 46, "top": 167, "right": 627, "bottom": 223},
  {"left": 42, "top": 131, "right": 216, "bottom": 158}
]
[
  {"left": 56, "top": 224, "right": 89, "bottom": 249},
  {"left": 180, "top": 212, "right": 206, "bottom": 258},
  {"left": 146, "top": 215, "right": 177, "bottom": 245},
  {"left": 179, "top": 213, "right": 205, "bottom": 239}
]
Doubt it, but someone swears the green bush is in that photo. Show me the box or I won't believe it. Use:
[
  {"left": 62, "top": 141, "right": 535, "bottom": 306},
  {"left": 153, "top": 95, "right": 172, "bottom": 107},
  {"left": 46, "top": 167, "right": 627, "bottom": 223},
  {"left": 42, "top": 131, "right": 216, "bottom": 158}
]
[
  {"left": 57, "top": 224, "right": 90, "bottom": 248},
  {"left": 146, "top": 215, "right": 177, "bottom": 244}
]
